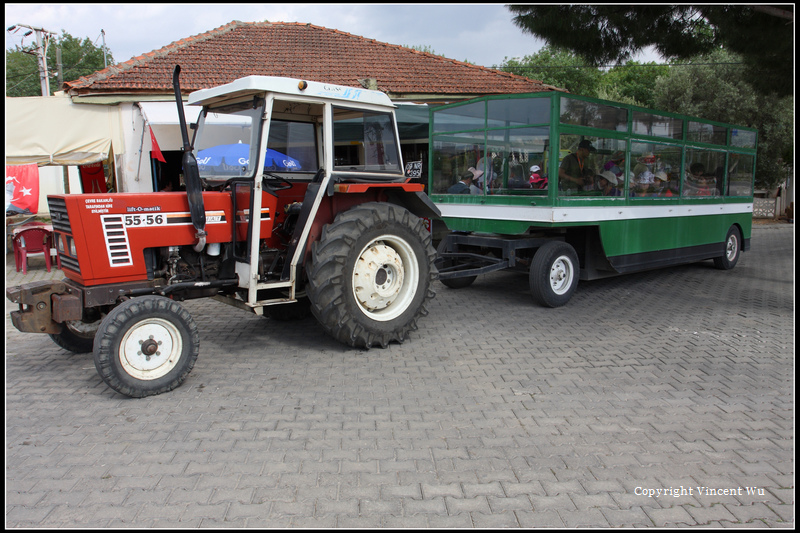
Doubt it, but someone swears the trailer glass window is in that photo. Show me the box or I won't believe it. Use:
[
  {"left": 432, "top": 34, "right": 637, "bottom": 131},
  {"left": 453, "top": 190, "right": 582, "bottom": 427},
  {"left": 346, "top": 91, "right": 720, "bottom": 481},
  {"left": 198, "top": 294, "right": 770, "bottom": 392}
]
[
  {"left": 432, "top": 101, "right": 485, "bottom": 132},
  {"left": 730, "top": 129, "right": 757, "bottom": 149},
  {"left": 727, "top": 153, "right": 754, "bottom": 196},
  {"left": 683, "top": 148, "right": 725, "bottom": 196},
  {"left": 558, "top": 135, "right": 627, "bottom": 196},
  {"left": 488, "top": 98, "right": 549, "bottom": 128},
  {"left": 630, "top": 142, "right": 682, "bottom": 197},
  {"left": 430, "top": 132, "right": 486, "bottom": 194},
  {"left": 632, "top": 110, "right": 683, "bottom": 140},
  {"left": 560, "top": 95, "right": 627, "bottom": 132},
  {"left": 485, "top": 127, "right": 550, "bottom": 194},
  {"left": 687, "top": 121, "right": 727, "bottom": 145},
  {"left": 332, "top": 107, "right": 402, "bottom": 173}
]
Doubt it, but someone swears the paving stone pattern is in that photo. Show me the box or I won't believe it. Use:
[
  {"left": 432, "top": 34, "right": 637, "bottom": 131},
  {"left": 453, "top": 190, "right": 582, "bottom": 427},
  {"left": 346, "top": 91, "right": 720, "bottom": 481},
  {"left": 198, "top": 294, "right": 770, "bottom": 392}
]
[{"left": 5, "top": 224, "right": 794, "bottom": 527}]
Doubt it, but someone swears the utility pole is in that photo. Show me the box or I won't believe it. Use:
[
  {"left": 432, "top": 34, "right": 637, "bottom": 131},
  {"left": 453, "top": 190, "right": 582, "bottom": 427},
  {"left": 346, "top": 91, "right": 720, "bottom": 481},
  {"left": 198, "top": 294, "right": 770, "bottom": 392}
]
[
  {"left": 7, "top": 23, "right": 57, "bottom": 96},
  {"left": 56, "top": 46, "right": 63, "bottom": 90},
  {"left": 101, "top": 29, "right": 108, "bottom": 68}
]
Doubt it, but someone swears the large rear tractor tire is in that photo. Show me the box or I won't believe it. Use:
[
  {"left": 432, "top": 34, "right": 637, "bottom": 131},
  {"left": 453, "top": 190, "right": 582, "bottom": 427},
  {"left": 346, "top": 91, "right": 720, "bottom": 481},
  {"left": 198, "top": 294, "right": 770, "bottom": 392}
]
[
  {"left": 94, "top": 296, "right": 199, "bottom": 398},
  {"left": 306, "top": 202, "right": 437, "bottom": 348}
]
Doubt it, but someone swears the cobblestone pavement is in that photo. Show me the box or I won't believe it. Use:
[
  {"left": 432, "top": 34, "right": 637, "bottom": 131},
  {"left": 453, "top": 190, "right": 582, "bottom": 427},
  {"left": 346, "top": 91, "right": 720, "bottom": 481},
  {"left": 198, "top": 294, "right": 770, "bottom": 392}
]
[{"left": 5, "top": 224, "right": 794, "bottom": 527}]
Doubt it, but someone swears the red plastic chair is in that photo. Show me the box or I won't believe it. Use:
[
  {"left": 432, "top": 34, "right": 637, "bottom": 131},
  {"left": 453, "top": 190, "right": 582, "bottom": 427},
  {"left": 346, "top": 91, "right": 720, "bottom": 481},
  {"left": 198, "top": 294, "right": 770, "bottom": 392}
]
[{"left": 12, "top": 227, "right": 53, "bottom": 274}]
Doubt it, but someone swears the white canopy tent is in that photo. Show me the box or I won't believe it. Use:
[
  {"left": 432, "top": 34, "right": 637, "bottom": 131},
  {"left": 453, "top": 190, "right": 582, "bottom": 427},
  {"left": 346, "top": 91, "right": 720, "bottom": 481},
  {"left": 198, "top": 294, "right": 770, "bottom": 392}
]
[{"left": 5, "top": 94, "right": 125, "bottom": 166}]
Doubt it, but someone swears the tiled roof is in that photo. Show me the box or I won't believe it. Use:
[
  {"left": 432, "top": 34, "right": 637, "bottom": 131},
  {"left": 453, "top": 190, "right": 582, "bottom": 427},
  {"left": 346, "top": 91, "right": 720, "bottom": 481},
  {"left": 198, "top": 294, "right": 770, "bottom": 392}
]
[{"left": 64, "top": 21, "right": 562, "bottom": 100}]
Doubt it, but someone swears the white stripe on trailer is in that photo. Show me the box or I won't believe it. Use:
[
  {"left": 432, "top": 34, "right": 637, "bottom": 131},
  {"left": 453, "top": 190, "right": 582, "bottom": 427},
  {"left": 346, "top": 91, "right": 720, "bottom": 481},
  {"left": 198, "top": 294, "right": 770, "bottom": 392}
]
[{"left": 437, "top": 203, "right": 753, "bottom": 224}]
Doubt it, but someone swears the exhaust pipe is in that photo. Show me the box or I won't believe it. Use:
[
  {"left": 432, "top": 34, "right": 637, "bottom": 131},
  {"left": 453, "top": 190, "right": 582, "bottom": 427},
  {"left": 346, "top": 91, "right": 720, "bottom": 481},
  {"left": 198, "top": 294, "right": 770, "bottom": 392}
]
[{"left": 172, "top": 65, "right": 207, "bottom": 252}]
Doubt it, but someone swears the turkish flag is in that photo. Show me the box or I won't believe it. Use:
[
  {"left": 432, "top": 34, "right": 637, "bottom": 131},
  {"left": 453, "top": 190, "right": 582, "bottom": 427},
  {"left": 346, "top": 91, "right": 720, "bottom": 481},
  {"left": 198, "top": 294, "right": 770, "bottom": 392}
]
[
  {"left": 150, "top": 127, "right": 167, "bottom": 163},
  {"left": 6, "top": 164, "right": 40, "bottom": 215}
]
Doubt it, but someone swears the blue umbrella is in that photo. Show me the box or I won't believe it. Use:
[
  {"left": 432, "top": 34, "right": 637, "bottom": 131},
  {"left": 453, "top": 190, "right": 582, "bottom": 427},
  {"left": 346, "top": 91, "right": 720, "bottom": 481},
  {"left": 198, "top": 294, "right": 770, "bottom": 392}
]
[{"left": 196, "top": 143, "right": 301, "bottom": 173}]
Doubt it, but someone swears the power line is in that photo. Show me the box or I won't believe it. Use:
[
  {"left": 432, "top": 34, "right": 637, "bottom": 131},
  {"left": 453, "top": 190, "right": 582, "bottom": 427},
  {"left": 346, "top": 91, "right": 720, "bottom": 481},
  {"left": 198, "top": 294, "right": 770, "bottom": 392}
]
[{"left": 493, "top": 61, "right": 748, "bottom": 70}]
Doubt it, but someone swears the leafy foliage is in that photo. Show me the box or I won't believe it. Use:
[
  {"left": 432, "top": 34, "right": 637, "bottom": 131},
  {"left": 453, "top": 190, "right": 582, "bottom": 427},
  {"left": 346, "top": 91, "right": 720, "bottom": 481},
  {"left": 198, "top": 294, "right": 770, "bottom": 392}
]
[
  {"left": 500, "top": 47, "right": 666, "bottom": 108},
  {"left": 600, "top": 62, "right": 669, "bottom": 109},
  {"left": 6, "top": 30, "right": 113, "bottom": 97},
  {"left": 501, "top": 46, "right": 603, "bottom": 98},
  {"left": 507, "top": 5, "right": 793, "bottom": 97}
]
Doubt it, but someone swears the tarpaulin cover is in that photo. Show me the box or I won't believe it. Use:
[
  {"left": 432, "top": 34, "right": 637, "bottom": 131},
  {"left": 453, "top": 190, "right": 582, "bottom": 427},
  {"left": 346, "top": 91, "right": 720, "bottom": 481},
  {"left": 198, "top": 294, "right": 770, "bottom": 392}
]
[{"left": 5, "top": 95, "right": 124, "bottom": 166}]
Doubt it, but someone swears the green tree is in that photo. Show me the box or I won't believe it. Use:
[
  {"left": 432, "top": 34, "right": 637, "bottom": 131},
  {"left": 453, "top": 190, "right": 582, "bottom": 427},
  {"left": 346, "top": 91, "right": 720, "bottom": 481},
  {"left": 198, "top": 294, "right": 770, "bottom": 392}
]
[
  {"left": 500, "top": 46, "right": 667, "bottom": 106},
  {"left": 598, "top": 61, "right": 669, "bottom": 109},
  {"left": 507, "top": 5, "right": 793, "bottom": 97},
  {"left": 653, "top": 49, "right": 792, "bottom": 190},
  {"left": 501, "top": 45, "right": 603, "bottom": 97},
  {"left": 6, "top": 30, "right": 112, "bottom": 97}
]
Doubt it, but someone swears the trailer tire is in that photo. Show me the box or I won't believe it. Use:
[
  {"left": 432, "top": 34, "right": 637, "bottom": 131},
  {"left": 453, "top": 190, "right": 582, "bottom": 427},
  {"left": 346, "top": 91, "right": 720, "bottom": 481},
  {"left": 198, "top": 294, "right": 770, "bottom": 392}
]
[
  {"left": 529, "top": 241, "right": 579, "bottom": 308},
  {"left": 306, "top": 202, "right": 436, "bottom": 348},
  {"left": 94, "top": 296, "right": 199, "bottom": 398},
  {"left": 713, "top": 225, "right": 742, "bottom": 270},
  {"left": 49, "top": 319, "right": 99, "bottom": 354}
]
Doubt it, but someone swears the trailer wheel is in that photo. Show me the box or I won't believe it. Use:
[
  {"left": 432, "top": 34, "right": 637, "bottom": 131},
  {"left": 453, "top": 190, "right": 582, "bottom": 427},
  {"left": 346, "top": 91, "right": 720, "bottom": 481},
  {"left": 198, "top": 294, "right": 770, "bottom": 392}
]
[
  {"left": 529, "top": 241, "right": 579, "bottom": 308},
  {"left": 713, "top": 225, "right": 742, "bottom": 270},
  {"left": 49, "top": 318, "right": 100, "bottom": 353},
  {"left": 94, "top": 296, "right": 199, "bottom": 398},
  {"left": 306, "top": 202, "right": 436, "bottom": 348}
]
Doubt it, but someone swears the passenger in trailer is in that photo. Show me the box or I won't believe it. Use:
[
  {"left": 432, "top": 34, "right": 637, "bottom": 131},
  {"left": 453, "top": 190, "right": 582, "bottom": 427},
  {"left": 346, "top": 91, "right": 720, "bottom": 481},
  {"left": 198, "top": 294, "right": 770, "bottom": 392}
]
[
  {"left": 447, "top": 167, "right": 483, "bottom": 194},
  {"left": 597, "top": 171, "right": 622, "bottom": 196},
  {"left": 652, "top": 171, "right": 675, "bottom": 197},
  {"left": 559, "top": 140, "right": 596, "bottom": 191},
  {"left": 603, "top": 151, "right": 625, "bottom": 178},
  {"left": 529, "top": 165, "right": 547, "bottom": 189}
]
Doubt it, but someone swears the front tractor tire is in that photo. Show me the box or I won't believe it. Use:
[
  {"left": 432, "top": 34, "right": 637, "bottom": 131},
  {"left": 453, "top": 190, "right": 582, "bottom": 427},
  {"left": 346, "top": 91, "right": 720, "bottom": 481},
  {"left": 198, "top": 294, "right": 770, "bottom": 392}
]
[
  {"left": 306, "top": 202, "right": 437, "bottom": 349},
  {"left": 93, "top": 296, "right": 199, "bottom": 398}
]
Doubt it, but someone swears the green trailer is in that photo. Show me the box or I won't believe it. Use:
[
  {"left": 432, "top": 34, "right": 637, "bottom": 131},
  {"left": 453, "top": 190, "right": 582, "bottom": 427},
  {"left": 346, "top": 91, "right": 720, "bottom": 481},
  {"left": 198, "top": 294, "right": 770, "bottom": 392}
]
[{"left": 430, "top": 92, "right": 756, "bottom": 307}]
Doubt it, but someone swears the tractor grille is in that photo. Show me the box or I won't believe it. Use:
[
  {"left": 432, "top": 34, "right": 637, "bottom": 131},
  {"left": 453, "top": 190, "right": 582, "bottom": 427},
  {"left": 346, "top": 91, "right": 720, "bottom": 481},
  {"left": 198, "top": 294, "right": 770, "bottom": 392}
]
[
  {"left": 48, "top": 197, "right": 70, "bottom": 233},
  {"left": 47, "top": 197, "right": 80, "bottom": 274}
]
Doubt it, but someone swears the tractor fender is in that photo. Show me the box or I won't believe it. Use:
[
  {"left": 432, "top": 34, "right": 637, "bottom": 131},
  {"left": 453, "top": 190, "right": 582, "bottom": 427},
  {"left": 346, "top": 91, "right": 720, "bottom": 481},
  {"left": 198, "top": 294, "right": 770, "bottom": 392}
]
[{"left": 287, "top": 182, "right": 440, "bottom": 281}]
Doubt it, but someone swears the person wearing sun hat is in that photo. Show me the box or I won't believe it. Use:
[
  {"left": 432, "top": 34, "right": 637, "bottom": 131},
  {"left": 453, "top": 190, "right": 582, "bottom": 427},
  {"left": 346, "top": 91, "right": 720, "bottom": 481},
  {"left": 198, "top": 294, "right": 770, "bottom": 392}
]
[
  {"left": 596, "top": 170, "right": 621, "bottom": 196},
  {"left": 529, "top": 165, "right": 547, "bottom": 189},
  {"left": 653, "top": 170, "right": 674, "bottom": 196},
  {"left": 447, "top": 167, "right": 483, "bottom": 194}
]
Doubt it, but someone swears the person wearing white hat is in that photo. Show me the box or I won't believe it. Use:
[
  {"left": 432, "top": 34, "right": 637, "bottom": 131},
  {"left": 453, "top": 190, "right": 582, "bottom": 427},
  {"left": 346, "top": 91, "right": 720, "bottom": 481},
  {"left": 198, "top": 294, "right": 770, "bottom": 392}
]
[
  {"left": 529, "top": 165, "right": 547, "bottom": 189},
  {"left": 634, "top": 169, "right": 655, "bottom": 196},
  {"left": 653, "top": 170, "right": 674, "bottom": 197},
  {"left": 596, "top": 170, "right": 621, "bottom": 196}
]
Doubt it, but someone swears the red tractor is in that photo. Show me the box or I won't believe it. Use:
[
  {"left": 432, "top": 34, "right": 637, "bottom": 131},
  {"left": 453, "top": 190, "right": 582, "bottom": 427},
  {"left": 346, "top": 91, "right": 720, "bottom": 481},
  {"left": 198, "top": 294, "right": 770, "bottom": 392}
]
[{"left": 8, "top": 67, "right": 439, "bottom": 397}]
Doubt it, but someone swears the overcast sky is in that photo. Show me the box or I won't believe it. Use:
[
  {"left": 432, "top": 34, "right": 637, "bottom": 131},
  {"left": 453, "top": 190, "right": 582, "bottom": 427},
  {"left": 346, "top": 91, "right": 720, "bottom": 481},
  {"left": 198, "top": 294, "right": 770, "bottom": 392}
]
[{"left": 6, "top": 3, "right": 663, "bottom": 71}]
